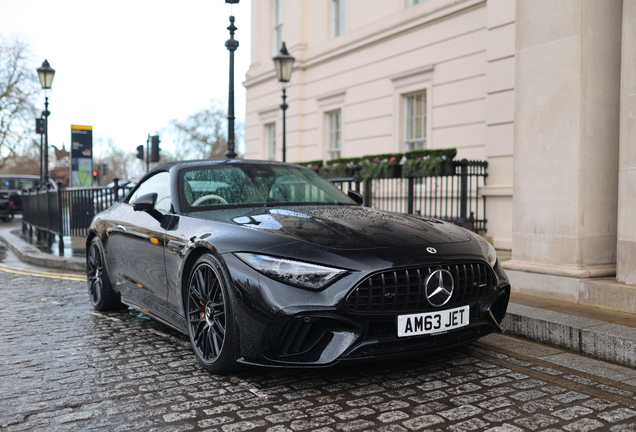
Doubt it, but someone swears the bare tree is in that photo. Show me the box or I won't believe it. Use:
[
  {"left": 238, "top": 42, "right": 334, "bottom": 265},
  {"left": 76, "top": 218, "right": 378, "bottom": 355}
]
[
  {"left": 0, "top": 36, "right": 39, "bottom": 169},
  {"left": 0, "top": 138, "right": 39, "bottom": 175},
  {"left": 166, "top": 102, "right": 243, "bottom": 160},
  {"left": 103, "top": 146, "right": 136, "bottom": 182},
  {"left": 96, "top": 142, "right": 149, "bottom": 183}
]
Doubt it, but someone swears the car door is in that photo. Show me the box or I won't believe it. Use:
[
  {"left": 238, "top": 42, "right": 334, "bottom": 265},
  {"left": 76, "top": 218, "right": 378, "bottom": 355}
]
[{"left": 105, "top": 171, "right": 171, "bottom": 313}]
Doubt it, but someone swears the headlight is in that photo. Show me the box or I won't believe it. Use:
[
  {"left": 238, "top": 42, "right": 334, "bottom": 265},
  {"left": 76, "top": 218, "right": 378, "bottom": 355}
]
[
  {"left": 235, "top": 253, "right": 347, "bottom": 290},
  {"left": 465, "top": 230, "right": 497, "bottom": 268}
]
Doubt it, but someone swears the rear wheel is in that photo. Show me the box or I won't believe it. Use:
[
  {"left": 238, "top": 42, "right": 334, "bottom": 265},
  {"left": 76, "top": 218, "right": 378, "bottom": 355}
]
[
  {"left": 87, "top": 237, "right": 122, "bottom": 311},
  {"left": 185, "top": 253, "right": 238, "bottom": 374},
  {"left": 0, "top": 209, "right": 13, "bottom": 222}
]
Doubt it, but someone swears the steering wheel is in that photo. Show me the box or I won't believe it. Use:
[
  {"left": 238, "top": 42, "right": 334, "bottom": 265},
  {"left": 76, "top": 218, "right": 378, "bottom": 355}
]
[{"left": 192, "top": 194, "right": 228, "bottom": 206}]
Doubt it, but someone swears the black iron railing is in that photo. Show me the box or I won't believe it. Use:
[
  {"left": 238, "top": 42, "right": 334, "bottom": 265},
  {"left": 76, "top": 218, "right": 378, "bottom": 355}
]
[
  {"left": 22, "top": 178, "right": 134, "bottom": 251},
  {"left": 329, "top": 159, "right": 488, "bottom": 231},
  {"left": 21, "top": 160, "right": 488, "bottom": 253}
]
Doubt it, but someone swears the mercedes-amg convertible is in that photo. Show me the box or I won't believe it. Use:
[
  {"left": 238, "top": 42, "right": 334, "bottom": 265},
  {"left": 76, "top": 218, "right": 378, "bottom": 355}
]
[{"left": 86, "top": 159, "right": 510, "bottom": 373}]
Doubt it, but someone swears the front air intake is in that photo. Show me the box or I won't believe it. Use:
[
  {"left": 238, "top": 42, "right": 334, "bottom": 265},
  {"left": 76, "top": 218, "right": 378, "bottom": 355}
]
[{"left": 277, "top": 317, "right": 326, "bottom": 357}]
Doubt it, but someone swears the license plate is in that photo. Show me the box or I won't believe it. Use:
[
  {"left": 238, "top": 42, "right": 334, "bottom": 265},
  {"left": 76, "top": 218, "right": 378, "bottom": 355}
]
[{"left": 397, "top": 306, "right": 469, "bottom": 337}]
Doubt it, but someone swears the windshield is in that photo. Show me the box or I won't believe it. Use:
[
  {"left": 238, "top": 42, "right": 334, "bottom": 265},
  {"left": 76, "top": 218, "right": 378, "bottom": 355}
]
[{"left": 180, "top": 164, "right": 353, "bottom": 211}]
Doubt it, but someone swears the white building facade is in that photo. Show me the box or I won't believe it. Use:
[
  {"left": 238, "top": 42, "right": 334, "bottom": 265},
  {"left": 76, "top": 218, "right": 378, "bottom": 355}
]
[
  {"left": 243, "top": 0, "right": 636, "bottom": 313},
  {"left": 244, "top": 0, "right": 515, "bottom": 250}
]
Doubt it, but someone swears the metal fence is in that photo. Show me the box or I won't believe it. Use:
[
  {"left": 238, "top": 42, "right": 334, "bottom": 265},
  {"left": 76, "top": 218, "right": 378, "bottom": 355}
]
[
  {"left": 21, "top": 159, "right": 488, "bottom": 252},
  {"left": 22, "top": 178, "right": 134, "bottom": 251},
  {"left": 329, "top": 159, "right": 488, "bottom": 231}
]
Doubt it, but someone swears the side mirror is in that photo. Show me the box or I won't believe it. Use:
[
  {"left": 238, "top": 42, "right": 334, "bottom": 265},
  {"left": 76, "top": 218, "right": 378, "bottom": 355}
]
[
  {"left": 348, "top": 190, "right": 364, "bottom": 206},
  {"left": 132, "top": 193, "right": 157, "bottom": 212}
]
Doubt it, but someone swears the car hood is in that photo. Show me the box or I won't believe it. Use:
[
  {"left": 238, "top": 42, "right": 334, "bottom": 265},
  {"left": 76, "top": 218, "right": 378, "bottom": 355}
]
[{"left": 193, "top": 205, "right": 471, "bottom": 250}]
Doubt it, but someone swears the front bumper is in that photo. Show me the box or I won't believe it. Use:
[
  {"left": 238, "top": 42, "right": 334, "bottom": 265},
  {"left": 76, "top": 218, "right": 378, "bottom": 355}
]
[{"left": 226, "top": 254, "right": 511, "bottom": 368}]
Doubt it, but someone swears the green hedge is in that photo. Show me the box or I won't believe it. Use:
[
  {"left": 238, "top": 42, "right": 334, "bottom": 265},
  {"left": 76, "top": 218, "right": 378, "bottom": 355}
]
[{"left": 294, "top": 147, "right": 457, "bottom": 179}]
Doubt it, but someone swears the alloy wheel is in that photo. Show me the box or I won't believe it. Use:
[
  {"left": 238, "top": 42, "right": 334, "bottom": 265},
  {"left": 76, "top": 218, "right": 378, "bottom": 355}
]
[
  {"left": 187, "top": 262, "right": 227, "bottom": 362},
  {"left": 87, "top": 242, "right": 103, "bottom": 306}
]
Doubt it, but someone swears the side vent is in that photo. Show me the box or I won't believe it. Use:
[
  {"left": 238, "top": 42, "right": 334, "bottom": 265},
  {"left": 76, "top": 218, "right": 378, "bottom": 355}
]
[
  {"left": 490, "top": 288, "right": 510, "bottom": 324},
  {"left": 277, "top": 317, "right": 327, "bottom": 357}
]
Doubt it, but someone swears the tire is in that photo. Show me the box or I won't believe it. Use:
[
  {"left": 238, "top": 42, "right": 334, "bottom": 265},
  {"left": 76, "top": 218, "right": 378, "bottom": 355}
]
[
  {"left": 0, "top": 209, "right": 13, "bottom": 223},
  {"left": 185, "top": 253, "right": 238, "bottom": 374},
  {"left": 86, "top": 236, "right": 122, "bottom": 311}
]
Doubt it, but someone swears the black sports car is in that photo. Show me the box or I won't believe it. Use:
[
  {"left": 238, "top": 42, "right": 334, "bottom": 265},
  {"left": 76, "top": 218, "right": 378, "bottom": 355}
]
[{"left": 86, "top": 159, "right": 510, "bottom": 373}]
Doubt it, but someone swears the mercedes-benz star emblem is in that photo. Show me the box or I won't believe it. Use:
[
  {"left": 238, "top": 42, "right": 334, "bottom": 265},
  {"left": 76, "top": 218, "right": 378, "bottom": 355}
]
[
  {"left": 424, "top": 269, "right": 454, "bottom": 307},
  {"left": 426, "top": 247, "right": 437, "bottom": 254}
]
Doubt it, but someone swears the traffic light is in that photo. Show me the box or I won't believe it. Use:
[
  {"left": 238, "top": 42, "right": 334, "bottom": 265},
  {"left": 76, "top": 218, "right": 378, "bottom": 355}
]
[
  {"left": 93, "top": 170, "right": 98, "bottom": 180},
  {"left": 150, "top": 135, "right": 161, "bottom": 162},
  {"left": 136, "top": 145, "right": 144, "bottom": 160},
  {"left": 35, "top": 118, "right": 45, "bottom": 135},
  {"left": 102, "top": 163, "right": 108, "bottom": 176}
]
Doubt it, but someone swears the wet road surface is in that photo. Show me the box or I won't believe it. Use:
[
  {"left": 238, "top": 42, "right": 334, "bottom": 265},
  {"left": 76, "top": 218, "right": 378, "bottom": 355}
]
[{"left": 1, "top": 241, "right": 636, "bottom": 432}]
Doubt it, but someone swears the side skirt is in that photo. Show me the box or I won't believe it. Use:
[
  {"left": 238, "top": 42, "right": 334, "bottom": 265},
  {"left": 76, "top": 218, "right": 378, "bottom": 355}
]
[{"left": 121, "top": 296, "right": 188, "bottom": 334}]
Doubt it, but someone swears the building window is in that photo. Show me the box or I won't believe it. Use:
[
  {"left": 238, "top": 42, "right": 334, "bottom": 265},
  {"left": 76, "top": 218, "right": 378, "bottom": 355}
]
[
  {"left": 274, "top": 0, "right": 284, "bottom": 53},
  {"left": 405, "top": 92, "right": 426, "bottom": 151},
  {"left": 266, "top": 123, "right": 276, "bottom": 160},
  {"left": 332, "top": 0, "right": 346, "bottom": 37},
  {"left": 327, "top": 110, "right": 342, "bottom": 160}
]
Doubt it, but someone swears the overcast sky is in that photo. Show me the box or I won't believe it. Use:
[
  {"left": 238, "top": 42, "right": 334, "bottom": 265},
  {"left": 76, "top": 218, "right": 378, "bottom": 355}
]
[{"left": 0, "top": 0, "right": 252, "bottom": 157}]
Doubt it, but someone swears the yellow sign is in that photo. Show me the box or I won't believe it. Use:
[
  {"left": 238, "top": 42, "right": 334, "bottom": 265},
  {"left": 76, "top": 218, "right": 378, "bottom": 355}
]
[{"left": 71, "top": 124, "right": 93, "bottom": 131}]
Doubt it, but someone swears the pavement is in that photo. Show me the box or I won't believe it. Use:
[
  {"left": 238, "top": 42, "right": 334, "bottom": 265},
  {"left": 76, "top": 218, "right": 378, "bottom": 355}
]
[{"left": 1, "top": 217, "right": 635, "bottom": 373}]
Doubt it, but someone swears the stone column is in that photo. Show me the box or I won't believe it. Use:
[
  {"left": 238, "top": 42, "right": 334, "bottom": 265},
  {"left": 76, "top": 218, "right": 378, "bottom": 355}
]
[
  {"left": 482, "top": 0, "right": 515, "bottom": 250},
  {"left": 504, "top": 0, "right": 622, "bottom": 301},
  {"left": 618, "top": 0, "right": 636, "bottom": 285}
]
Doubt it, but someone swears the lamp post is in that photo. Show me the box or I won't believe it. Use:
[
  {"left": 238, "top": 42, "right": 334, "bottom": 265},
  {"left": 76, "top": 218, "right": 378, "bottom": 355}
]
[
  {"left": 225, "top": 0, "right": 240, "bottom": 159},
  {"left": 272, "top": 42, "right": 295, "bottom": 162},
  {"left": 37, "top": 60, "right": 55, "bottom": 188}
]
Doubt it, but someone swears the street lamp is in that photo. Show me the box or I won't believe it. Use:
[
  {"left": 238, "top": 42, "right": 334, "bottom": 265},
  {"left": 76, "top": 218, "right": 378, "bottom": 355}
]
[
  {"left": 272, "top": 42, "right": 295, "bottom": 162},
  {"left": 37, "top": 59, "right": 55, "bottom": 188},
  {"left": 225, "top": 0, "right": 240, "bottom": 159}
]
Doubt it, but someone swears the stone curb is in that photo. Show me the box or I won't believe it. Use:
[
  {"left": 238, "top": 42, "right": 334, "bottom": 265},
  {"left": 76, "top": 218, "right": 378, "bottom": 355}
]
[
  {"left": 503, "top": 302, "right": 636, "bottom": 369},
  {"left": 0, "top": 229, "right": 86, "bottom": 272}
]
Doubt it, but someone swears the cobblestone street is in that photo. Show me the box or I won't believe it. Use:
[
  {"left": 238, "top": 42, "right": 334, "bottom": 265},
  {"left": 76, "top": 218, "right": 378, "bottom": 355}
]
[{"left": 2, "top": 243, "right": 636, "bottom": 432}]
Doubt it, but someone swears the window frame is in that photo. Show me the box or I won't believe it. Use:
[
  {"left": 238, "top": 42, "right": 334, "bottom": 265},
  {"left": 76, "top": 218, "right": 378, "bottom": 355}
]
[
  {"left": 326, "top": 110, "right": 342, "bottom": 160},
  {"left": 404, "top": 91, "right": 427, "bottom": 151},
  {"left": 273, "top": 0, "right": 284, "bottom": 54},
  {"left": 390, "top": 66, "right": 433, "bottom": 153},
  {"left": 332, "top": 0, "right": 346, "bottom": 38},
  {"left": 266, "top": 123, "right": 277, "bottom": 161}
]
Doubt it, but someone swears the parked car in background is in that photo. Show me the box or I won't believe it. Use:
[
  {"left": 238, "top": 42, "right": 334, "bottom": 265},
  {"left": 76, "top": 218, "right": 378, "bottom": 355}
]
[
  {"left": 0, "top": 198, "right": 14, "bottom": 222},
  {"left": 86, "top": 159, "right": 510, "bottom": 374},
  {"left": 0, "top": 175, "right": 57, "bottom": 213}
]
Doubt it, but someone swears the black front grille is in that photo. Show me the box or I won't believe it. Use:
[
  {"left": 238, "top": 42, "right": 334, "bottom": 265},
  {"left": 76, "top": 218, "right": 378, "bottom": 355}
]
[{"left": 345, "top": 262, "right": 495, "bottom": 314}]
